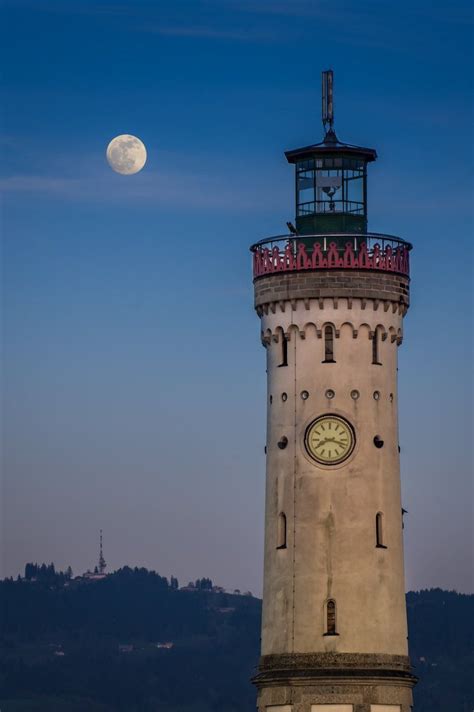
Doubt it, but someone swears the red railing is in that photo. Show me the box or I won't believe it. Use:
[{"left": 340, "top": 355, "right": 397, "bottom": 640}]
[{"left": 250, "top": 233, "right": 411, "bottom": 279}]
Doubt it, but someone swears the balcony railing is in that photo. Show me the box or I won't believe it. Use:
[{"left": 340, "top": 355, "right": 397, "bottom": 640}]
[{"left": 250, "top": 233, "right": 411, "bottom": 279}]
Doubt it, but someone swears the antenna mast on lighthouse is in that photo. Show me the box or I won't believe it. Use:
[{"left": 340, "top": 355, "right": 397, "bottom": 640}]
[{"left": 321, "top": 68, "right": 335, "bottom": 136}]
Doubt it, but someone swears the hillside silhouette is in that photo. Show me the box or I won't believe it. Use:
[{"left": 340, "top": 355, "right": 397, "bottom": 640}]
[{"left": 0, "top": 566, "right": 472, "bottom": 711}]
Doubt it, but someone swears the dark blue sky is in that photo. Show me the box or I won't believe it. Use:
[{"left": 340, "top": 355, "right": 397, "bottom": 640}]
[{"left": 2, "top": 0, "right": 472, "bottom": 593}]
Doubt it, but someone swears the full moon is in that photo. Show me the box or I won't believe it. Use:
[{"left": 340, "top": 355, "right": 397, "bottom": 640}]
[{"left": 106, "top": 134, "right": 147, "bottom": 175}]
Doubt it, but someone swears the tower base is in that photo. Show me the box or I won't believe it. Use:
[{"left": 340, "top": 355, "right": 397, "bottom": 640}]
[{"left": 253, "top": 653, "right": 417, "bottom": 712}]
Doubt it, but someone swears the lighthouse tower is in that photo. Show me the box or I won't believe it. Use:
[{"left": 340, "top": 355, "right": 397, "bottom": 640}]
[{"left": 251, "top": 71, "right": 417, "bottom": 712}]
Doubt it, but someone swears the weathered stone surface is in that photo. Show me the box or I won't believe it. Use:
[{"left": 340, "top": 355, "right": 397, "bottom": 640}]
[
  {"left": 256, "top": 679, "right": 414, "bottom": 712},
  {"left": 254, "top": 270, "right": 410, "bottom": 310},
  {"left": 254, "top": 656, "right": 416, "bottom": 711},
  {"left": 258, "top": 652, "right": 412, "bottom": 672},
  {"left": 254, "top": 293, "right": 415, "bottom": 711},
  {"left": 252, "top": 243, "right": 416, "bottom": 712}
]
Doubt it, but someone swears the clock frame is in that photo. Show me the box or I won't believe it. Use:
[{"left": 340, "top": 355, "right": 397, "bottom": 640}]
[{"left": 304, "top": 414, "right": 355, "bottom": 466}]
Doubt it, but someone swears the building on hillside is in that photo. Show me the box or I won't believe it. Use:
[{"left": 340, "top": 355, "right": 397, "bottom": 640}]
[
  {"left": 77, "top": 529, "right": 108, "bottom": 582},
  {"left": 80, "top": 570, "right": 108, "bottom": 582}
]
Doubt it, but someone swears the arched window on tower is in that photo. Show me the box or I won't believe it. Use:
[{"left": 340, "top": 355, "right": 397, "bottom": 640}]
[
  {"left": 325, "top": 599, "right": 337, "bottom": 635},
  {"left": 376, "top": 512, "right": 386, "bottom": 548},
  {"left": 323, "top": 325, "right": 335, "bottom": 363},
  {"left": 277, "top": 512, "right": 287, "bottom": 549},
  {"left": 279, "top": 335, "right": 288, "bottom": 367},
  {"left": 372, "top": 328, "right": 382, "bottom": 365}
]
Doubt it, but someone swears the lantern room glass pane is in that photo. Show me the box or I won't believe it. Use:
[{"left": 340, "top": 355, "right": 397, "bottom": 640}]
[
  {"left": 345, "top": 172, "right": 363, "bottom": 213},
  {"left": 296, "top": 158, "right": 366, "bottom": 218},
  {"left": 315, "top": 169, "right": 343, "bottom": 213},
  {"left": 297, "top": 169, "right": 315, "bottom": 206}
]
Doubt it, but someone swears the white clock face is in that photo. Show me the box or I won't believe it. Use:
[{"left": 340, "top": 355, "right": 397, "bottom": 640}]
[{"left": 305, "top": 415, "right": 355, "bottom": 465}]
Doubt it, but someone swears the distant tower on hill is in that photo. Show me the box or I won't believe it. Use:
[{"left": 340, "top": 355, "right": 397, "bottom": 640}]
[
  {"left": 98, "top": 529, "right": 106, "bottom": 575},
  {"left": 250, "top": 70, "right": 417, "bottom": 711}
]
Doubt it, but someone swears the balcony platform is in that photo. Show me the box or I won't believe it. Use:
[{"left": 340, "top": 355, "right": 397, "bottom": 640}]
[{"left": 251, "top": 233, "right": 411, "bottom": 279}]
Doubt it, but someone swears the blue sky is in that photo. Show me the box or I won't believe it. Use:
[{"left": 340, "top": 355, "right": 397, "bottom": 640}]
[{"left": 1, "top": 0, "right": 472, "bottom": 593}]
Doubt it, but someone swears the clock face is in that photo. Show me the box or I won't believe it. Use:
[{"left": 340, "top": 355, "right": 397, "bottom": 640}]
[{"left": 305, "top": 415, "right": 355, "bottom": 465}]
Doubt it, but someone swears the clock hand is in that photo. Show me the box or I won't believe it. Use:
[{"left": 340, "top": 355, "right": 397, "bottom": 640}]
[{"left": 316, "top": 437, "right": 336, "bottom": 447}]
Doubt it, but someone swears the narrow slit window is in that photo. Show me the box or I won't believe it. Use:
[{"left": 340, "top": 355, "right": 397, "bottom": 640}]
[
  {"left": 323, "top": 326, "right": 335, "bottom": 362},
  {"left": 326, "top": 599, "right": 337, "bottom": 635},
  {"left": 372, "top": 328, "right": 381, "bottom": 365},
  {"left": 277, "top": 512, "right": 287, "bottom": 549},
  {"left": 279, "top": 336, "right": 288, "bottom": 367},
  {"left": 376, "top": 512, "right": 386, "bottom": 548}
]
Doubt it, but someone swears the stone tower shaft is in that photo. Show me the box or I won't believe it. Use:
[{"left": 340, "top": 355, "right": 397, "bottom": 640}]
[{"left": 252, "top": 255, "right": 416, "bottom": 712}]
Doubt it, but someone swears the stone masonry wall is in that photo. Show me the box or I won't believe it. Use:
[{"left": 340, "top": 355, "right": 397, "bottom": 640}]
[{"left": 254, "top": 270, "right": 410, "bottom": 311}]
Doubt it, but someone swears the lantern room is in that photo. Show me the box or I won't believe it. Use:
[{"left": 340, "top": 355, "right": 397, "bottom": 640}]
[{"left": 285, "top": 71, "right": 377, "bottom": 236}]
